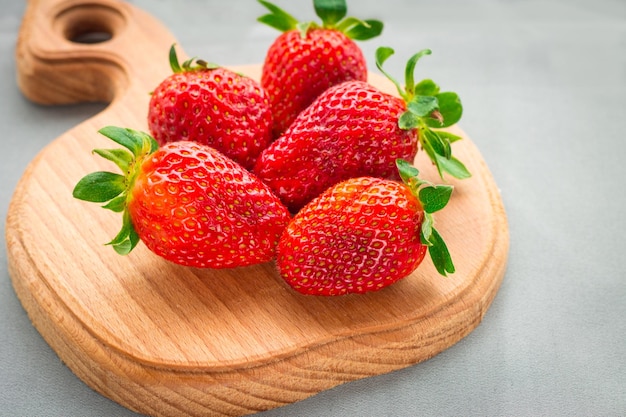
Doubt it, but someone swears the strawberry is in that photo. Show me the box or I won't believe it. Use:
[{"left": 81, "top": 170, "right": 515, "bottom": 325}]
[
  {"left": 253, "top": 46, "right": 470, "bottom": 213},
  {"left": 147, "top": 45, "right": 272, "bottom": 170},
  {"left": 257, "top": 0, "right": 383, "bottom": 137},
  {"left": 276, "top": 159, "right": 455, "bottom": 296},
  {"left": 72, "top": 126, "right": 290, "bottom": 268}
]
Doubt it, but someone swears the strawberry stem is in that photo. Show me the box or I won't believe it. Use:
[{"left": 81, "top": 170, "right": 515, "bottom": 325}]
[
  {"left": 73, "top": 127, "right": 158, "bottom": 255},
  {"left": 376, "top": 47, "right": 471, "bottom": 180},
  {"left": 396, "top": 159, "right": 455, "bottom": 276}
]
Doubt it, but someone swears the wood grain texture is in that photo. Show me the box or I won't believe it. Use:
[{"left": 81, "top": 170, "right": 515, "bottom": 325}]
[{"left": 7, "top": 0, "right": 509, "bottom": 416}]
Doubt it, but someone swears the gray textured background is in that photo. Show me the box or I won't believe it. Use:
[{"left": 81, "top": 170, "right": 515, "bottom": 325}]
[{"left": 1, "top": 0, "right": 625, "bottom": 416}]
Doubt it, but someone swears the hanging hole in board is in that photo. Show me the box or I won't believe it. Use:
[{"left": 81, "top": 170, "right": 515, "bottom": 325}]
[
  {"left": 69, "top": 26, "right": 113, "bottom": 44},
  {"left": 55, "top": 3, "right": 125, "bottom": 45}
]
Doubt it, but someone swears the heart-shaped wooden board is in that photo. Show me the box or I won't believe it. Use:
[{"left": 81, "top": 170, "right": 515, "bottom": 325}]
[{"left": 7, "top": 0, "right": 509, "bottom": 416}]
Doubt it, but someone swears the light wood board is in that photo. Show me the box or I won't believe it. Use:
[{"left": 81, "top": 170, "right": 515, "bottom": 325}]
[{"left": 7, "top": 0, "right": 509, "bottom": 416}]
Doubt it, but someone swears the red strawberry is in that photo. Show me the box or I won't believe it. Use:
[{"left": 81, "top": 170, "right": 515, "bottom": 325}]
[
  {"left": 257, "top": 0, "right": 383, "bottom": 137},
  {"left": 73, "top": 126, "right": 290, "bottom": 268},
  {"left": 254, "top": 46, "right": 470, "bottom": 213},
  {"left": 148, "top": 45, "right": 272, "bottom": 170},
  {"left": 254, "top": 79, "right": 414, "bottom": 212},
  {"left": 277, "top": 159, "right": 455, "bottom": 296}
]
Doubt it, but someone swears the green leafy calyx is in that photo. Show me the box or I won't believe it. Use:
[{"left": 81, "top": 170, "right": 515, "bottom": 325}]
[
  {"left": 168, "top": 44, "right": 219, "bottom": 74},
  {"left": 72, "top": 126, "right": 158, "bottom": 255},
  {"left": 377, "top": 47, "right": 471, "bottom": 180},
  {"left": 396, "top": 159, "right": 455, "bottom": 277},
  {"left": 257, "top": 0, "right": 383, "bottom": 40}
]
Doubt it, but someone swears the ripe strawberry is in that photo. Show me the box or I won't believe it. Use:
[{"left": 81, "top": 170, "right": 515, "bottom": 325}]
[
  {"left": 257, "top": 0, "right": 383, "bottom": 137},
  {"left": 148, "top": 45, "right": 272, "bottom": 170},
  {"left": 73, "top": 126, "right": 290, "bottom": 268},
  {"left": 254, "top": 46, "right": 470, "bottom": 212},
  {"left": 277, "top": 159, "right": 455, "bottom": 296}
]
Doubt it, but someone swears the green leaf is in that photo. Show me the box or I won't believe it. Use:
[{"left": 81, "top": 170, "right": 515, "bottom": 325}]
[
  {"left": 419, "top": 185, "right": 453, "bottom": 214},
  {"left": 421, "top": 127, "right": 448, "bottom": 159},
  {"left": 314, "top": 0, "right": 347, "bottom": 26},
  {"left": 107, "top": 211, "right": 139, "bottom": 255},
  {"left": 375, "top": 47, "right": 407, "bottom": 100},
  {"left": 335, "top": 16, "right": 359, "bottom": 32},
  {"left": 257, "top": 0, "right": 299, "bottom": 32},
  {"left": 439, "top": 130, "right": 453, "bottom": 159},
  {"left": 97, "top": 126, "right": 158, "bottom": 157},
  {"left": 427, "top": 228, "right": 455, "bottom": 276},
  {"left": 181, "top": 57, "right": 197, "bottom": 70},
  {"left": 419, "top": 132, "right": 441, "bottom": 177},
  {"left": 419, "top": 124, "right": 471, "bottom": 179},
  {"left": 404, "top": 49, "right": 432, "bottom": 97},
  {"left": 110, "top": 226, "right": 140, "bottom": 255},
  {"left": 426, "top": 92, "right": 462, "bottom": 128},
  {"left": 435, "top": 154, "right": 472, "bottom": 179},
  {"left": 72, "top": 172, "right": 126, "bottom": 203},
  {"left": 259, "top": 14, "right": 299, "bottom": 33},
  {"left": 93, "top": 148, "right": 132, "bottom": 172},
  {"left": 342, "top": 18, "right": 383, "bottom": 40},
  {"left": 296, "top": 21, "right": 316, "bottom": 38},
  {"left": 398, "top": 110, "right": 420, "bottom": 130},
  {"left": 407, "top": 95, "right": 439, "bottom": 117},
  {"left": 414, "top": 79, "right": 440, "bottom": 96},
  {"left": 111, "top": 239, "right": 131, "bottom": 255},
  {"left": 168, "top": 44, "right": 220, "bottom": 73},
  {"left": 102, "top": 195, "right": 127, "bottom": 213},
  {"left": 434, "top": 130, "right": 463, "bottom": 144},
  {"left": 375, "top": 46, "right": 396, "bottom": 72},
  {"left": 134, "top": 129, "right": 159, "bottom": 154},
  {"left": 420, "top": 213, "right": 434, "bottom": 246},
  {"left": 194, "top": 59, "right": 220, "bottom": 70},
  {"left": 396, "top": 158, "right": 420, "bottom": 185},
  {"left": 168, "top": 44, "right": 182, "bottom": 73},
  {"left": 98, "top": 126, "right": 142, "bottom": 155},
  {"left": 421, "top": 127, "right": 469, "bottom": 178}
]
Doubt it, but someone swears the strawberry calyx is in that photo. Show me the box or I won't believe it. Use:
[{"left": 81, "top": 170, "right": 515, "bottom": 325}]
[
  {"left": 257, "top": 0, "right": 383, "bottom": 40},
  {"left": 168, "top": 44, "right": 219, "bottom": 74},
  {"left": 376, "top": 47, "right": 472, "bottom": 180},
  {"left": 396, "top": 159, "right": 455, "bottom": 276},
  {"left": 72, "top": 126, "right": 158, "bottom": 255}
]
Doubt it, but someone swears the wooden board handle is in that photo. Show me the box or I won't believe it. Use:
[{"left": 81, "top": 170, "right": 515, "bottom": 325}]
[{"left": 16, "top": 0, "right": 178, "bottom": 105}]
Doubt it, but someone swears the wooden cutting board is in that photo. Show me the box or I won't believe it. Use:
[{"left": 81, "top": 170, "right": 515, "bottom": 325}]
[{"left": 7, "top": 0, "right": 509, "bottom": 416}]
